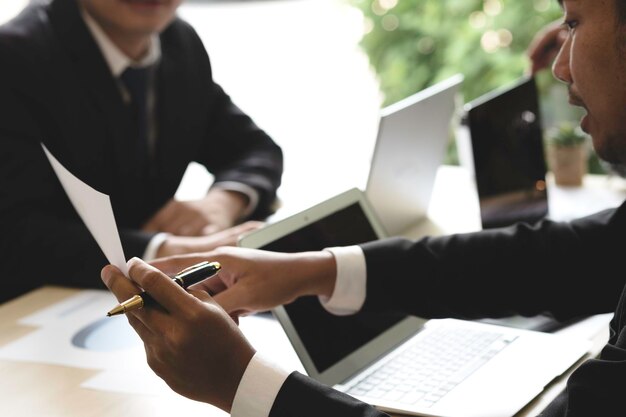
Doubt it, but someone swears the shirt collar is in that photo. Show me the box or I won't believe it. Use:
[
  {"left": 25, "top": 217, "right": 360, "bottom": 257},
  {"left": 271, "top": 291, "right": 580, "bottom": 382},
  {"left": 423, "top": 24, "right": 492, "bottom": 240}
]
[{"left": 81, "top": 10, "right": 161, "bottom": 77}]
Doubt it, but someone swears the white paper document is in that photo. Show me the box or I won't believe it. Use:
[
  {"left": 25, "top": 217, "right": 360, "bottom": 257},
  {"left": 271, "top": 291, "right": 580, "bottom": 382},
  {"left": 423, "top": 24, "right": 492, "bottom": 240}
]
[
  {"left": 0, "top": 290, "right": 145, "bottom": 371},
  {"left": 0, "top": 290, "right": 227, "bottom": 415},
  {"left": 41, "top": 143, "right": 129, "bottom": 276},
  {"left": 83, "top": 313, "right": 303, "bottom": 395},
  {"left": 0, "top": 290, "right": 302, "bottom": 397}
]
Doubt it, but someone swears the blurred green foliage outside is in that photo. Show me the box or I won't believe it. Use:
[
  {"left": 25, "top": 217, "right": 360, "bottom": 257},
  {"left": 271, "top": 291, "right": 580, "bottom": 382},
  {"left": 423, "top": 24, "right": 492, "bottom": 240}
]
[{"left": 349, "top": 0, "right": 606, "bottom": 173}]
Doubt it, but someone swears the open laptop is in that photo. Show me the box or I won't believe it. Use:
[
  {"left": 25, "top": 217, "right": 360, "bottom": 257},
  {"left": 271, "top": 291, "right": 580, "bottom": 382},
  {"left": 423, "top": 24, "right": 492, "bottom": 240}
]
[
  {"left": 365, "top": 74, "right": 463, "bottom": 236},
  {"left": 460, "top": 76, "right": 549, "bottom": 229},
  {"left": 238, "top": 187, "right": 590, "bottom": 417}
]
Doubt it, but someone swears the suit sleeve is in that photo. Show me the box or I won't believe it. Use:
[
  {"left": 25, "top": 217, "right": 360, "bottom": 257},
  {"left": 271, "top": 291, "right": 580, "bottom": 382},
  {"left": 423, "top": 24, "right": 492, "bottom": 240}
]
[
  {"left": 269, "top": 372, "right": 388, "bottom": 417},
  {"left": 359, "top": 205, "right": 626, "bottom": 321},
  {"left": 0, "top": 35, "right": 153, "bottom": 300},
  {"left": 0, "top": 84, "right": 110, "bottom": 298},
  {"left": 176, "top": 23, "right": 283, "bottom": 220},
  {"left": 202, "top": 80, "right": 283, "bottom": 219}
]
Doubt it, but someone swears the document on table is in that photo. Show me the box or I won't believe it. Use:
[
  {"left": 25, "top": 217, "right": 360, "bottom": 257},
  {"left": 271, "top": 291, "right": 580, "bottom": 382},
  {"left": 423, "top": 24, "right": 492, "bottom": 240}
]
[
  {"left": 0, "top": 291, "right": 225, "bottom": 415},
  {"left": 0, "top": 289, "right": 303, "bottom": 396},
  {"left": 41, "top": 143, "right": 128, "bottom": 276},
  {"left": 0, "top": 290, "right": 146, "bottom": 371}
]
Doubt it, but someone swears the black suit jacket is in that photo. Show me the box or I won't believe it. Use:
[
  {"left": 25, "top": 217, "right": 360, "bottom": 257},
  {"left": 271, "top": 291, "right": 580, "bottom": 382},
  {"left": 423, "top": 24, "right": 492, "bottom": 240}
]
[
  {"left": 0, "top": 0, "right": 283, "bottom": 300},
  {"left": 269, "top": 202, "right": 626, "bottom": 416}
]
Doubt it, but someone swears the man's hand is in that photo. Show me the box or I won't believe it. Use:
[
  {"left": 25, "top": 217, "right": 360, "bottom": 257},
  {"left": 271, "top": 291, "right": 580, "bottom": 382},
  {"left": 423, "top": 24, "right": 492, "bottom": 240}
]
[
  {"left": 150, "top": 246, "right": 337, "bottom": 317},
  {"left": 101, "top": 258, "right": 256, "bottom": 412},
  {"left": 155, "top": 221, "right": 264, "bottom": 258},
  {"left": 527, "top": 20, "right": 568, "bottom": 75},
  {"left": 143, "top": 188, "right": 249, "bottom": 236}
]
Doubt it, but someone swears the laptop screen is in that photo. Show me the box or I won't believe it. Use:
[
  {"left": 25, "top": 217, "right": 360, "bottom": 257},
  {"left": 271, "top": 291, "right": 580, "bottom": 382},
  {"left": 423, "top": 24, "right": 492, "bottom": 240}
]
[
  {"left": 465, "top": 76, "right": 549, "bottom": 229},
  {"left": 258, "top": 202, "right": 406, "bottom": 373}
]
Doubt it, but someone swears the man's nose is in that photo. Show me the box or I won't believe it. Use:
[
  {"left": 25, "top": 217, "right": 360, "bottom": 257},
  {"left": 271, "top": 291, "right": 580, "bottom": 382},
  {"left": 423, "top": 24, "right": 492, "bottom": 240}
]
[{"left": 552, "top": 34, "right": 572, "bottom": 84}]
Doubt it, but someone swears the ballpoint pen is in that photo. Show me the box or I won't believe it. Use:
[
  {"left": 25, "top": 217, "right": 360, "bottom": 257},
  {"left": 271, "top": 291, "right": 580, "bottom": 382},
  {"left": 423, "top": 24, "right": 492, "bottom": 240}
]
[{"left": 106, "top": 260, "right": 221, "bottom": 317}]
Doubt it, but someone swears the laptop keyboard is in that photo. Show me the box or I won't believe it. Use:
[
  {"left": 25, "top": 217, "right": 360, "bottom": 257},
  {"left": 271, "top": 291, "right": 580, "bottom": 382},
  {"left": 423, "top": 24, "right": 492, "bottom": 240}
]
[{"left": 346, "top": 324, "right": 517, "bottom": 409}]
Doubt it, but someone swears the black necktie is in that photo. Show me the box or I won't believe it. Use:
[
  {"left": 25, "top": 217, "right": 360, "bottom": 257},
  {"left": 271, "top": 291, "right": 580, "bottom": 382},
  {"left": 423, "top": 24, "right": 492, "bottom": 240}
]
[{"left": 120, "top": 66, "right": 150, "bottom": 174}]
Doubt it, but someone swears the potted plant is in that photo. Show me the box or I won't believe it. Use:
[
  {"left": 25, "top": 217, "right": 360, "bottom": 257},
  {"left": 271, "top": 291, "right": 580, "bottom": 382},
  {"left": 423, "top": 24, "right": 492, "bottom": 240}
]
[{"left": 545, "top": 122, "right": 589, "bottom": 186}]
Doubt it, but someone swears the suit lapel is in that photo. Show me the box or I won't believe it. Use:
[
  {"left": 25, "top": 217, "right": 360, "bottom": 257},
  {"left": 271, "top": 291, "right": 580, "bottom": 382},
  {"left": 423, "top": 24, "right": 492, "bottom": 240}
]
[
  {"left": 154, "top": 36, "right": 199, "bottom": 201},
  {"left": 47, "top": 0, "right": 137, "bottom": 195}
]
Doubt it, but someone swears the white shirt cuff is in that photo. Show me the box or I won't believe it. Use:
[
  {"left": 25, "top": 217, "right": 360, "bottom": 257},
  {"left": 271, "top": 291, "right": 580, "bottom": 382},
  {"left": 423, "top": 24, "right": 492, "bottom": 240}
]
[
  {"left": 142, "top": 232, "right": 170, "bottom": 261},
  {"left": 212, "top": 181, "right": 260, "bottom": 218},
  {"left": 319, "top": 246, "right": 366, "bottom": 315},
  {"left": 231, "top": 352, "right": 291, "bottom": 417}
]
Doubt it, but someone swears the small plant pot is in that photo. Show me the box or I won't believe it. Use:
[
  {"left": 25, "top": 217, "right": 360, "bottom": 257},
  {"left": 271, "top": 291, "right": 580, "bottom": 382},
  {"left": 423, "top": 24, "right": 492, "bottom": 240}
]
[{"left": 547, "top": 144, "right": 588, "bottom": 186}]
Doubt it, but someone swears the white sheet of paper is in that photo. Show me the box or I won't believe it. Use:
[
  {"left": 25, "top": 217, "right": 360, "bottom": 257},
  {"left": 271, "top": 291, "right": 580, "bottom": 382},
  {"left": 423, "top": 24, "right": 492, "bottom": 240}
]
[
  {"left": 1, "top": 289, "right": 302, "bottom": 397},
  {"left": 82, "top": 367, "right": 178, "bottom": 396},
  {"left": 19, "top": 290, "right": 110, "bottom": 327},
  {"left": 0, "top": 290, "right": 146, "bottom": 370},
  {"left": 238, "top": 314, "right": 304, "bottom": 373},
  {"left": 83, "top": 368, "right": 226, "bottom": 416},
  {"left": 82, "top": 313, "right": 304, "bottom": 395},
  {"left": 41, "top": 143, "right": 129, "bottom": 276}
]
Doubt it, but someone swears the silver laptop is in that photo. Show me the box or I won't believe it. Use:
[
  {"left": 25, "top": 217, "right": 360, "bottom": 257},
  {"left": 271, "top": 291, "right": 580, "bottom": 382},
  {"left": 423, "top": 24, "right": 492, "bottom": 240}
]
[
  {"left": 238, "top": 188, "right": 590, "bottom": 417},
  {"left": 365, "top": 74, "right": 463, "bottom": 236}
]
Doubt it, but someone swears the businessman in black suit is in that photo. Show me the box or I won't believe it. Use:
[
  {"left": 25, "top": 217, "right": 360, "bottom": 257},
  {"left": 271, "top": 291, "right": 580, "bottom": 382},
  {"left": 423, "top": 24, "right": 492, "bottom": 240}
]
[
  {"left": 0, "top": 0, "right": 283, "bottom": 301},
  {"left": 102, "top": 0, "right": 626, "bottom": 416}
]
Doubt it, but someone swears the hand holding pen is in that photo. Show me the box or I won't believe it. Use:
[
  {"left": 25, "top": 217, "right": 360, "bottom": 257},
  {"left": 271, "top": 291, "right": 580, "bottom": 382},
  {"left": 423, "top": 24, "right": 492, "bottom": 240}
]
[
  {"left": 106, "top": 260, "right": 221, "bottom": 316},
  {"left": 101, "top": 256, "right": 256, "bottom": 410}
]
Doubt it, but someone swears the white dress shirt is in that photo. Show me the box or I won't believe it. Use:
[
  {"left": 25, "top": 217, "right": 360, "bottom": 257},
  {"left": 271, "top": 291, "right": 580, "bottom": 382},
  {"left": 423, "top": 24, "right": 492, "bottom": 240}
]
[
  {"left": 81, "top": 11, "right": 259, "bottom": 260},
  {"left": 231, "top": 245, "right": 366, "bottom": 417}
]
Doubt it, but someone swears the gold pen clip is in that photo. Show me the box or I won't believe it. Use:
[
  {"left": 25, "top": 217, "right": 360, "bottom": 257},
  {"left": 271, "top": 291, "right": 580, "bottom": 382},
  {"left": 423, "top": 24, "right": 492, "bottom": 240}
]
[{"left": 174, "top": 261, "right": 210, "bottom": 278}]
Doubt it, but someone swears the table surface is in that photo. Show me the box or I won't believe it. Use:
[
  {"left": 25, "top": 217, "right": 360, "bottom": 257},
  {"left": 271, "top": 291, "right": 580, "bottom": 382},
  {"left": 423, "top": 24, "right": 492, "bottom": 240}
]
[
  {"left": 0, "top": 286, "right": 612, "bottom": 417},
  {"left": 1, "top": 168, "right": 623, "bottom": 417}
]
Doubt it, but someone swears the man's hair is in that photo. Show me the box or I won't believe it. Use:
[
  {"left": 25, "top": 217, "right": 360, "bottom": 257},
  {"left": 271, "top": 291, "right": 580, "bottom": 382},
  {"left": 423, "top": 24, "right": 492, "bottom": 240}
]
[
  {"left": 618, "top": 0, "right": 626, "bottom": 23},
  {"left": 558, "top": 0, "right": 626, "bottom": 24}
]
